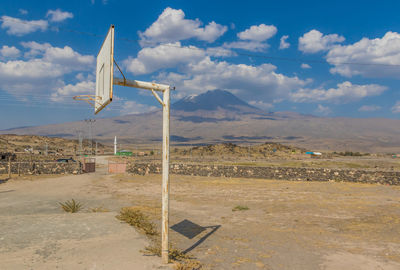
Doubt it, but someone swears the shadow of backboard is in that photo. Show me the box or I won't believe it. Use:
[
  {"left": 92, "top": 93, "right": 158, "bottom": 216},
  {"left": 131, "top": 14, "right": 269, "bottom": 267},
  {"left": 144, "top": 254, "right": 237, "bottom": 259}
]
[
  {"left": 170, "top": 219, "right": 221, "bottom": 254},
  {"left": 171, "top": 219, "right": 206, "bottom": 239}
]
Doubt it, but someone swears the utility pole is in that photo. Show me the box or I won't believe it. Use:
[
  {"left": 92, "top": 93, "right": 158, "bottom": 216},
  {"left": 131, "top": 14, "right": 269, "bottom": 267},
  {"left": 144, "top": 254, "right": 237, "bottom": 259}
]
[
  {"left": 78, "top": 132, "right": 83, "bottom": 156},
  {"left": 84, "top": 119, "right": 96, "bottom": 155}
]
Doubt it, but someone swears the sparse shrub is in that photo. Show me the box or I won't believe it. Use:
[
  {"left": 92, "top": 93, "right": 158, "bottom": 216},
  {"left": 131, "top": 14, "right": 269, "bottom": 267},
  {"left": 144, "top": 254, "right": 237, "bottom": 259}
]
[
  {"left": 59, "top": 199, "right": 83, "bottom": 213},
  {"left": 116, "top": 207, "right": 158, "bottom": 236},
  {"left": 117, "top": 207, "right": 201, "bottom": 267},
  {"left": 174, "top": 259, "right": 202, "bottom": 270},
  {"left": 232, "top": 205, "right": 249, "bottom": 211}
]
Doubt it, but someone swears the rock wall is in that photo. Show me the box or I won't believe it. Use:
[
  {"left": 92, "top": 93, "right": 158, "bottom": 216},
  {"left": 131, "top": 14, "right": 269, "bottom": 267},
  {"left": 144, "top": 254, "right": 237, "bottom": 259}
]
[
  {"left": 0, "top": 161, "right": 82, "bottom": 175},
  {"left": 127, "top": 163, "right": 400, "bottom": 185}
]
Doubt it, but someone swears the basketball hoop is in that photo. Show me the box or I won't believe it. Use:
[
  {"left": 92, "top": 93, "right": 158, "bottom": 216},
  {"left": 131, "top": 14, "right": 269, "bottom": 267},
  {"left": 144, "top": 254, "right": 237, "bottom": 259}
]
[{"left": 73, "top": 95, "right": 102, "bottom": 108}]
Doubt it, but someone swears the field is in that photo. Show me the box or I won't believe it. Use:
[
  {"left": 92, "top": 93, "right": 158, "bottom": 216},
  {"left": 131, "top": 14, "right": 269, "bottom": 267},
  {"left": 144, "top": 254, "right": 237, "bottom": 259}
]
[{"left": 1, "top": 155, "right": 400, "bottom": 269}]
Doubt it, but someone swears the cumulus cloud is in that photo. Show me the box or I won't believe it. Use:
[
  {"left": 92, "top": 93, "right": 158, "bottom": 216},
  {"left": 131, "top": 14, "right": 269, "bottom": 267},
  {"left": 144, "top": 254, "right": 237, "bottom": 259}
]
[
  {"left": 223, "top": 41, "right": 268, "bottom": 52},
  {"left": 46, "top": 9, "right": 73, "bottom": 22},
  {"left": 223, "top": 24, "right": 277, "bottom": 52},
  {"left": 237, "top": 24, "right": 277, "bottom": 42},
  {"left": 19, "top": 9, "right": 28, "bottom": 15},
  {"left": 0, "top": 43, "right": 94, "bottom": 97},
  {"left": 279, "top": 35, "right": 290, "bottom": 49},
  {"left": 327, "top": 31, "right": 400, "bottom": 78},
  {"left": 358, "top": 105, "right": 381, "bottom": 112},
  {"left": 21, "top": 41, "right": 52, "bottom": 57},
  {"left": 301, "top": 63, "right": 311, "bottom": 69},
  {"left": 248, "top": 100, "right": 274, "bottom": 111},
  {"left": 157, "top": 56, "right": 309, "bottom": 100},
  {"left": 299, "top": 29, "right": 344, "bottom": 53},
  {"left": 0, "top": 45, "right": 20, "bottom": 58},
  {"left": 51, "top": 80, "right": 95, "bottom": 101},
  {"left": 124, "top": 42, "right": 205, "bottom": 75},
  {"left": 315, "top": 104, "right": 332, "bottom": 115},
  {"left": 289, "top": 81, "right": 386, "bottom": 103},
  {"left": 1, "top": 16, "right": 48, "bottom": 36},
  {"left": 392, "top": 101, "right": 400, "bottom": 113},
  {"left": 120, "top": 100, "right": 157, "bottom": 115},
  {"left": 139, "top": 7, "right": 227, "bottom": 45}
]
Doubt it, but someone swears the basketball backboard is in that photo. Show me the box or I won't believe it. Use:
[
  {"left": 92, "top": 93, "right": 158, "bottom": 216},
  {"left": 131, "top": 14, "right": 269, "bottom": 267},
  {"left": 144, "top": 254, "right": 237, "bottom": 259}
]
[{"left": 95, "top": 25, "right": 114, "bottom": 114}]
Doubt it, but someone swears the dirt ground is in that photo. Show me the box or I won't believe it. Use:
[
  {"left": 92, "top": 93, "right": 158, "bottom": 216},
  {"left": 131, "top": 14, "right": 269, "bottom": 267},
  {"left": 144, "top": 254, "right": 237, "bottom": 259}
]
[{"left": 1, "top": 157, "right": 400, "bottom": 269}]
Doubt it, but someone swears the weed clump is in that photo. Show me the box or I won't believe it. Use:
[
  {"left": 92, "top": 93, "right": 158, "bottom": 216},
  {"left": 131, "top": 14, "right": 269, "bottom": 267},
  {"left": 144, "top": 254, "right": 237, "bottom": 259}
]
[
  {"left": 59, "top": 199, "right": 83, "bottom": 213},
  {"left": 232, "top": 205, "right": 249, "bottom": 211},
  {"left": 117, "top": 207, "right": 202, "bottom": 268},
  {"left": 116, "top": 207, "right": 158, "bottom": 236}
]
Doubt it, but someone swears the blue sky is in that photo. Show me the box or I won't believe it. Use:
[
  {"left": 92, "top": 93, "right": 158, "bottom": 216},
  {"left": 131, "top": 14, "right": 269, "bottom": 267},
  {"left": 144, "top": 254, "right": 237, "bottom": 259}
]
[{"left": 1, "top": 0, "right": 400, "bottom": 129}]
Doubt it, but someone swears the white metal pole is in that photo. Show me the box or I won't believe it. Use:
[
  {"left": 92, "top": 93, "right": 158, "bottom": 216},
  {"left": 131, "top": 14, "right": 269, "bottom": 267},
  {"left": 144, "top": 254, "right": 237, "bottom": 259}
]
[
  {"left": 114, "top": 136, "right": 117, "bottom": 155},
  {"left": 161, "top": 87, "right": 170, "bottom": 264}
]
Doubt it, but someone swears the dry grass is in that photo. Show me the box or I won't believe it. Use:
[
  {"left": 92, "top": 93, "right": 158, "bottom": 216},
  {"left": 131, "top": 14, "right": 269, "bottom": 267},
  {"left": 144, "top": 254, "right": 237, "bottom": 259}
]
[
  {"left": 59, "top": 199, "right": 83, "bottom": 213},
  {"left": 116, "top": 207, "right": 158, "bottom": 236},
  {"left": 232, "top": 205, "right": 249, "bottom": 211},
  {"left": 116, "top": 207, "right": 202, "bottom": 268}
]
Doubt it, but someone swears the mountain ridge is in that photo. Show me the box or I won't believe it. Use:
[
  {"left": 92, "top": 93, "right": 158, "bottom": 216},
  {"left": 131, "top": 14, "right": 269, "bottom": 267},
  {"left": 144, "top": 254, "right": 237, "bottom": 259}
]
[{"left": 2, "top": 89, "right": 400, "bottom": 153}]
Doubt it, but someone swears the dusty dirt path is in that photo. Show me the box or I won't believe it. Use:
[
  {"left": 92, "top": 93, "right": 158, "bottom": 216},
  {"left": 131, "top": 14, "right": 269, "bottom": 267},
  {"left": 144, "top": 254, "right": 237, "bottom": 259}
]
[
  {"left": 0, "top": 159, "right": 167, "bottom": 270},
  {"left": 93, "top": 173, "right": 400, "bottom": 270},
  {"left": 2, "top": 157, "right": 400, "bottom": 269}
]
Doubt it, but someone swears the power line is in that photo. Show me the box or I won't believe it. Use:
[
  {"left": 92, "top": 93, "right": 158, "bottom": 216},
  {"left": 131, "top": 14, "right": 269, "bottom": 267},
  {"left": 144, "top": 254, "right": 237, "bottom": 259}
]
[{"left": 1, "top": 16, "right": 400, "bottom": 68}]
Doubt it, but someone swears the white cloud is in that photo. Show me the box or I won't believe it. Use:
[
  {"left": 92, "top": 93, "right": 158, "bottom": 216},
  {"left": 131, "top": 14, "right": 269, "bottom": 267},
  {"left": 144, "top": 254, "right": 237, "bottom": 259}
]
[
  {"left": 248, "top": 100, "right": 274, "bottom": 111},
  {"left": 392, "top": 101, "right": 400, "bottom": 113},
  {"left": 327, "top": 31, "right": 400, "bottom": 78},
  {"left": 46, "top": 9, "right": 73, "bottom": 22},
  {"left": 237, "top": 24, "right": 277, "bottom": 42},
  {"left": 1, "top": 16, "right": 48, "bottom": 36},
  {"left": 139, "top": 7, "right": 227, "bottom": 45},
  {"left": 279, "top": 35, "right": 290, "bottom": 49},
  {"left": 223, "top": 24, "right": 277, "bottom": 52},
  {"left": 299, "top": 29, "right": 344, "bottom": 53},
  {"left": 158, "top": 56, "right": 309, "bottom": 100},
  {"left": 290, "top": 81, "right": 386, "bottom": 103},
  {"left": 315, "top": 104, "right": 331, "bottom": 115},
  {"left": 19, "top": 9, "right": 28, "bottom": 15},
  {"left": 358, "top": 105, "right": 381, "bottom": 112},
  {"left": 124, "top": 42, "right": 205, "bottom": 75},
  {"left": 0, "top": 43, "right": 94, "bottom": 98},
  {"left": 21, "top": 41, "right": 52, "bottom": 57},
  {"left": 51, "top": 80, "right": 95, "bottom": 101},
  {"left": 301, "top": 63, "right": 311, "bottom": 69},
  {"left": 0, "top": 45, "right": 20, "bottom": 58},
  {"left": 223, "top": 41, "right": 268, "bottom": 52},
  {"left": 120, "top": 100, "right": 157, "bottom": 115}
]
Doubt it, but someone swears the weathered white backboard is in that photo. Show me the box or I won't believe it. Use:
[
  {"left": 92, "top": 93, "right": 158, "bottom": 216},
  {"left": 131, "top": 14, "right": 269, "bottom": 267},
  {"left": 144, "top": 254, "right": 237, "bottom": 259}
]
[{"left": 95, "top": 25, "right": 114, "bottom": 114}]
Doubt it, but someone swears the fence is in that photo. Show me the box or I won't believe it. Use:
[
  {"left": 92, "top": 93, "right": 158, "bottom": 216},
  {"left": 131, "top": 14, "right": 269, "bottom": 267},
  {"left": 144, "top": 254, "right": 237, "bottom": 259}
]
[{"left": 0, "top": 161, "right": 81, "bottom": 175}]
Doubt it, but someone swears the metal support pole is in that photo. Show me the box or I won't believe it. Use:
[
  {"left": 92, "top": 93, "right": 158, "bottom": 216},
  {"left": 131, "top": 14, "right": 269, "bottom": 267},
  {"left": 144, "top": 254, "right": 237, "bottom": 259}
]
[
  {"left": 161, "top": 87, "right": 170, "bottom": 264},
  {"left": 8, "top": 156, "right": 11, "bottom": 179}
]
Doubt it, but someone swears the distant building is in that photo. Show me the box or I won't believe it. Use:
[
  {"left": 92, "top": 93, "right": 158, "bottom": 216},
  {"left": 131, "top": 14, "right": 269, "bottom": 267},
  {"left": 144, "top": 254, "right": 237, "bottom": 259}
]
[
  {"left": 116, "top": 150, "right": 133, "bottom": 156},
  {"left": 306, "top": 151, "right": 322, "bottom": 158}
]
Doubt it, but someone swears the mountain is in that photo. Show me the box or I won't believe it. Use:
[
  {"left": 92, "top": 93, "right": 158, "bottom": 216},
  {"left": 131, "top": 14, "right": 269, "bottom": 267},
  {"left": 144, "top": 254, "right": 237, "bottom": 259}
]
[
  {"left": 173, "top": 89, "right": 262, "bottom": 113},
  {"left": 2, "top": 89, "right": 400, "bottom": 153}
]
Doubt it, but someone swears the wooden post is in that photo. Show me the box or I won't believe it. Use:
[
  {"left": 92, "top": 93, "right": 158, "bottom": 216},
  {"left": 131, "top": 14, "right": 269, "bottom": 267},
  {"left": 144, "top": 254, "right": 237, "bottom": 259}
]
[{"left": 17, "top": 162, "right": 20, "bottom": 176}]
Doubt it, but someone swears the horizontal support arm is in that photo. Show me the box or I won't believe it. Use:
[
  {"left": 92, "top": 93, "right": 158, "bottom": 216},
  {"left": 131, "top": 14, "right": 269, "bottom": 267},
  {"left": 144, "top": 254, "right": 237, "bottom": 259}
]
[{"left": 113, "top": 77, "right": 170, "bottom": 92}]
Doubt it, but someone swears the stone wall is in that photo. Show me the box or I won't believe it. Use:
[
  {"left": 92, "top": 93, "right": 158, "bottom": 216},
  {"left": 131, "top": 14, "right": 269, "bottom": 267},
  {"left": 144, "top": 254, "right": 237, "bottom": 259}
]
[
  {"left": 0, "top": 161, "right": 82, "bottom": 175},
  {"left": 127, "top": 163, "right": 400, "bottom": 185}
]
